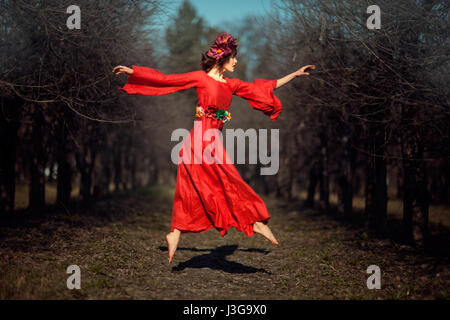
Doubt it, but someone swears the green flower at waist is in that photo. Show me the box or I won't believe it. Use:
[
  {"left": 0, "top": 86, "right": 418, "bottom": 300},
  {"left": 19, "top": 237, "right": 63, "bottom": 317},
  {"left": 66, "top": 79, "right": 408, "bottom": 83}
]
[
  {"left": 215, "top": 109, "right": 230, "bottom": 120},
  {"left": 194, "top": 106, "right": 231, "bottom": 123}
]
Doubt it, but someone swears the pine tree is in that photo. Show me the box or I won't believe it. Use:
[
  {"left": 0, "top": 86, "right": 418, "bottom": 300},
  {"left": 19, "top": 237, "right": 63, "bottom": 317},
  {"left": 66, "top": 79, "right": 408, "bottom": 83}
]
[{"left": 164, "top": 0, "right": 207, "bottom": 73}]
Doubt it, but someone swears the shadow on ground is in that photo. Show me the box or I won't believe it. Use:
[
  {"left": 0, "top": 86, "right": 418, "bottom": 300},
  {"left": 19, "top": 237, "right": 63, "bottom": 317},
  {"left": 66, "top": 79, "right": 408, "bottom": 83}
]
[{"left": 159, "top": 245, "right": 273, "bottom": 274}]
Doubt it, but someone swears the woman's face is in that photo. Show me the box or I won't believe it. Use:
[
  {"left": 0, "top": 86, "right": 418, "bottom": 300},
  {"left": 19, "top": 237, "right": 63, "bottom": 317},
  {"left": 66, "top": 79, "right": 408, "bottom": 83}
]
[{"left": 222, "top": 55, "right": 238, "bottom": 73}]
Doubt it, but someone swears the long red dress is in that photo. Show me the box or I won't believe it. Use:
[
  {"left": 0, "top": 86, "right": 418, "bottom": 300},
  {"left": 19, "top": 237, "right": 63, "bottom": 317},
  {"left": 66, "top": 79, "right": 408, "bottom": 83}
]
[{"left": 119, "top": 66, "right": 282, "bottom": 237}]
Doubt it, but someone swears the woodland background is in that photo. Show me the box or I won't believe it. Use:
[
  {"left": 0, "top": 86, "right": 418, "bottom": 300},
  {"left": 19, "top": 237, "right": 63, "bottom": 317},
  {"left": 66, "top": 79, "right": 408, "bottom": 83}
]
[{"left": 1, "top": 0, "right": 449, "bottom": 251}]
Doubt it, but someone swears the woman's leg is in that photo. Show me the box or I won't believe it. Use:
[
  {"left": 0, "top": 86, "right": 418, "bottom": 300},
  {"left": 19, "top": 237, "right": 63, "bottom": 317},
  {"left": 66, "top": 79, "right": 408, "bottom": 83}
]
[
  {"left": 166, "top": 229, "right": 181, "bottom": 264},
  {"left": 253, "top": 221, "right": 279, "bottom": 245}
]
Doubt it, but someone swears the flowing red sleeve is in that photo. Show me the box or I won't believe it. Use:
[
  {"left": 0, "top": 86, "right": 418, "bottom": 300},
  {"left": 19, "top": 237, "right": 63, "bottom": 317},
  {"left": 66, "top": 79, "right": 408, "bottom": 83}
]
[
  {"left": 118, "top": 65, "right": 203, "bottom": 96},
  {"left": 232, "top": 78, "right": 282, "bottom": 121}
]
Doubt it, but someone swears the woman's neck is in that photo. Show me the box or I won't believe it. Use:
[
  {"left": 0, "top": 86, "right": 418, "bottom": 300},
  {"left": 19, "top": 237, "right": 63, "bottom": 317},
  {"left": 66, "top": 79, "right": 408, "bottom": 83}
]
[{"left": 207, "top": 67, "right": 225, "bottom": 81}]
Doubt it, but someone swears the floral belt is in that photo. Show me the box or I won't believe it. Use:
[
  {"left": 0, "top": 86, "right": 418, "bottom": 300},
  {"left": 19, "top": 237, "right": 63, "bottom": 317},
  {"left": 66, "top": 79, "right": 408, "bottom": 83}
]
[{"left": 195, "top": 105, "right": 231, "bottom": 123}]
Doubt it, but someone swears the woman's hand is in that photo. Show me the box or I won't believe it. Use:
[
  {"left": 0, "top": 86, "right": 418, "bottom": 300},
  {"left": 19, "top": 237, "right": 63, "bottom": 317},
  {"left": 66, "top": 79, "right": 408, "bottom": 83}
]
[
  {"left": 294, "top": 65, "right": 316, "bottom": 77},
  {"left": 113, "top": 65, "right": 133, "bottom": 75},
  {"left": 275, "top": 64, "right": 316, "bottom": 89}
]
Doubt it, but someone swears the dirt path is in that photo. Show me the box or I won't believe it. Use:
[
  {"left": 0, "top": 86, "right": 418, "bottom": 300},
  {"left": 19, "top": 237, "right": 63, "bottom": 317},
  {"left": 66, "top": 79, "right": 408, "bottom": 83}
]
[{"left": 0, "top": 186, "right": 448, "bottom": 299}]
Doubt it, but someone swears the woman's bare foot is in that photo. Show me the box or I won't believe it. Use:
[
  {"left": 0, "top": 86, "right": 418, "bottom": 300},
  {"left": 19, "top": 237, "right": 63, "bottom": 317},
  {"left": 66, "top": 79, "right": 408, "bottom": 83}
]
[
  {"left": 253, "top": 221, "right": 279, "bottom": 245},
  {"left": 166, "top": 229, "right": 181, "bottom": 264}
]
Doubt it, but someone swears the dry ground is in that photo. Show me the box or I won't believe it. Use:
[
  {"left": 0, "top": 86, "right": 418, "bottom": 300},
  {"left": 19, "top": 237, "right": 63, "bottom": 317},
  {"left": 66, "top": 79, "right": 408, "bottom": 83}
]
[{"left": 0, "top": 185, "right": 448, "bottom": 299}]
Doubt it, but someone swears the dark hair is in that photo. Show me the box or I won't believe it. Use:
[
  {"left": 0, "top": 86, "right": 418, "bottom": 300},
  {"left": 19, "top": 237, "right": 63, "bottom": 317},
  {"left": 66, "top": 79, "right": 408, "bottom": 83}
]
[{"left": 201, "top": 46, "right": 237, "bottom": 73}]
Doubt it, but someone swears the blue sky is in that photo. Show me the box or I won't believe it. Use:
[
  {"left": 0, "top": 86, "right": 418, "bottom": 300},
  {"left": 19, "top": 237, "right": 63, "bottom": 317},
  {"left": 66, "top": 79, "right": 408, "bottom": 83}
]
[
  {"left": 150, "top": 0, "right": 279, "bottom": 75},
  {"left": 160, "top": 0, "right": 274, "bottom": 28}
]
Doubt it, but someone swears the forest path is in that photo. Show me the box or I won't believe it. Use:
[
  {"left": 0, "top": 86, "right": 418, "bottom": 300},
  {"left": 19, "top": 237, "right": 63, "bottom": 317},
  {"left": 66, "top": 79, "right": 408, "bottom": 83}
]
[{"left": 0, "top": 185, "right": 448, "bottom": 299}]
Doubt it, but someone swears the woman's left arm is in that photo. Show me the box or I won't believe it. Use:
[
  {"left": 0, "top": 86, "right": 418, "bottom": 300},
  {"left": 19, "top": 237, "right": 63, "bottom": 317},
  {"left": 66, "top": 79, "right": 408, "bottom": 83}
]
[{"left": 275, "top": 65, "right": 315, "bottom": 89}]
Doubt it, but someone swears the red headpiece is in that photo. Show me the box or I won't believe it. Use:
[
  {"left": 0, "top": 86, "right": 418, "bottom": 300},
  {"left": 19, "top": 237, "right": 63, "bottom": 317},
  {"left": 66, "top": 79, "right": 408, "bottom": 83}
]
[{"left": 206, "top": 33, "right": 239, "bottom": 61}]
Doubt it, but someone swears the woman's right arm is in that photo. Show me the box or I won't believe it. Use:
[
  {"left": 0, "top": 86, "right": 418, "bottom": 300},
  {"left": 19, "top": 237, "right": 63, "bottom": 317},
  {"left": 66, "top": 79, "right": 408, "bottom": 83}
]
[{"left": 114, "top": 65, "right": 203, "bottom": 96}]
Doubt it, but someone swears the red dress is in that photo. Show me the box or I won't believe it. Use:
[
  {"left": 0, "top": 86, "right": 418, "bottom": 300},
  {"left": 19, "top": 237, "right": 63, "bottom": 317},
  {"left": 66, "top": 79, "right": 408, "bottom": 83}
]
[{"left": 119, "top": 66, "right": 282, "bottom": 237}]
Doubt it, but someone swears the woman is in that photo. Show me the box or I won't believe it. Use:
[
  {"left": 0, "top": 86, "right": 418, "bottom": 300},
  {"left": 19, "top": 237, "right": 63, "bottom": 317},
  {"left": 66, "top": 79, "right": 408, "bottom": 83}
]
[{"left": 113, "top": 33, "right": 314, "bottom": 264}]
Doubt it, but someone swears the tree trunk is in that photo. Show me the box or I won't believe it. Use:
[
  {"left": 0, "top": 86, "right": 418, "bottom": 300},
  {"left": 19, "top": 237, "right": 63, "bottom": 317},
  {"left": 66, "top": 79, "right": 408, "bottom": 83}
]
[
  {"left": 337, "top": 133, "right": 356, "bottom": 218},
  {"left": 0, "top": 98, "right": 20, "bottom": 213},
  {"left": 305, "top": 161, "right": 319, "bottom": 208},
  {"left": 401, "top": 126, "right": 429, "bottom": 246},
  {"left": 396, "top": 163, "right": 403, "bottom": 200},
  {"left": 131, "top": 152, "right": 138, "bottom": 190},
  {"left": 76, "top": 145, "right": 96, "bottom": 202},
  {"left": 148, "top": 160, "right": 159, "bottom": 186},
  {"left": 364, "top": 100, "right": 388, "bottom": 231},
  {"left": 56, "top": 117, "right": 72, "bottom": 206},
  {"left": 286, "top": 156, "right": 294, "bottom": 200},
  {"left": 318, "top": 145, "right": 329, "bottom": 212},
  {"left": 114, "top": 143, "right": 123, "bottom": 191},
  {"left": 79, "top": 163, "right": 91, "bottom": 201},
  {"left": 29, "top": 105, "right": 46, "bottom": 211},
  {"left": 93, "top": 152, "right": 112, "bottom": 198},
  {"left": 365, "top": 150, "right": 387, "bottom": 231},
  {"left": 122, "top": 148, "right": 131, "bottom": 191}
]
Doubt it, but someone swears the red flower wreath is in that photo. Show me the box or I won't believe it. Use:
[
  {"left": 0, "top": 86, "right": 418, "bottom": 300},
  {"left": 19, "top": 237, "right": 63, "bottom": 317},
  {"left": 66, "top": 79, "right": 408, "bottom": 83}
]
[{"left": 206, "top": 33, "right": 239, "bottom": 60}]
